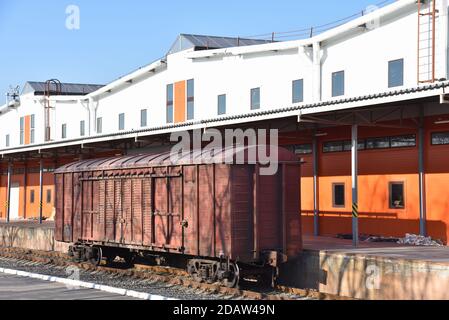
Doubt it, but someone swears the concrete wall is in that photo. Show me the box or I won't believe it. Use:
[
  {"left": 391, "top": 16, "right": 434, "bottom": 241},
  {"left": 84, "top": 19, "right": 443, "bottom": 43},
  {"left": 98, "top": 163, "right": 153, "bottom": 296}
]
[
  {"left": 0, "top": 224, "right": 68, "bottom": 252},
  {"left": 281, "top": 249, "right": 449, "bottom": 300}
]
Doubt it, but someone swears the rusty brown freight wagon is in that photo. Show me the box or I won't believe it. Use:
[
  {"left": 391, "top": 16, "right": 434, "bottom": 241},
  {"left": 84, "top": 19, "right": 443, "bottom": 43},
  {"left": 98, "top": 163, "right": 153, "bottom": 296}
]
[{"left": 54, "top": 145, "right": 302, "bottom": 287}]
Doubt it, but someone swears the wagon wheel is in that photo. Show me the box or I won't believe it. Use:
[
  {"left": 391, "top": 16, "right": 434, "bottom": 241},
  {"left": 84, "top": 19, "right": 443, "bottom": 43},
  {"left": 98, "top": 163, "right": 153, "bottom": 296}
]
[
  {"left": 187, "top": 261, "right": 203, "bottom": 283},
  {"left": 88, "top": 247, "right": 102, "bottom": 266},
  {"left": 223, "top": 263, "right": 240, "bottom": 288}
]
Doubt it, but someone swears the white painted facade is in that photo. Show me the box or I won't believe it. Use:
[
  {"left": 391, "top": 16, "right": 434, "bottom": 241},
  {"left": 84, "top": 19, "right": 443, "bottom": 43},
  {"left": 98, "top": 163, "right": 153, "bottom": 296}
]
[{"left": 1, "top": 0, "right": 448, "bottom": 153}]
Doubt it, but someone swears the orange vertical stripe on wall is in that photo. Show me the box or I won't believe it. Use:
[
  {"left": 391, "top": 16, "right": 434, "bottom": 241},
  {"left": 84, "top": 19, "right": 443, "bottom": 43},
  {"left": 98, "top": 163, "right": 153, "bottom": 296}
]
[
  {"left": 174, "top": 80, "right": 186, "bottom": 124},
  {"left": 24, "top": 115, "right": 31, "bottom": 145}
]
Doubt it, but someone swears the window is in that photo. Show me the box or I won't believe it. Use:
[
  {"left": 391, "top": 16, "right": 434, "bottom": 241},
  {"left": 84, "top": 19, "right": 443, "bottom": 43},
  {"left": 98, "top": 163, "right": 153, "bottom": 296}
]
[
  {"left": 30, "top": 114, "right": 35, "bottom": 144},
  {"left": 292, "top": 79, "right": 304, "bottom": 103},
  {"left": 80, "top": 120, "right": 85, "bottom": 136},
  {"left": 294, "top": 144, "right": 312, "bottom": 155},
  {"left": 118, "top": 113, "right": 125, "bottom": 131},
  {"left": 390, "top": 135, "right": 416, "bottom": 148},
  {"left": 187, "top": 79, "right": 194, "bottom": 120},
  {"left": 333, "top": 183, "right": 345, "bottom": 208},
  {"left": 366, "top": 137, "right": 390, "bottom": 149},
  {"left": 140, "top": 109, "right": 148, "bottom": 127},
  {"left": 166, "top": 84, "right": 174, "bottom": 123},
  {"left": 46, "top": 189, "right": 52, "bottom": 204},
  {"left": 61, "top": 124, "right": 67, "bottom": 139},
  {"left": 30, "top": 190, "right": 35, "bottom": 204},
  {"left": 251, "top": 87, "right": 260, "bottom": 110},
  {"left": 389, "top": 182, "right": 405, "bottom": 209},
  {"left": 20, "top": 117, "right": 24, "bottom": 145},
  {"left": 388, "top": 59, "right": 404, "bottom": 88},
  {"left": 5, "top": 134, "right": 9, "bottom": 148},
  {"left": 332, "top": 71, "right": 345, "bottom": 97},
  {"left": 97, "top": 117, "right": 103, "bottom": 134},
  {"left": 323, "top": 141, "right": 343, "bottom": 153},
  {"left": 431, "top": 132, "right": 449, "bottom": 145},
  {"left": 218, "top": 94, "right": 226, "bottom": 115}
]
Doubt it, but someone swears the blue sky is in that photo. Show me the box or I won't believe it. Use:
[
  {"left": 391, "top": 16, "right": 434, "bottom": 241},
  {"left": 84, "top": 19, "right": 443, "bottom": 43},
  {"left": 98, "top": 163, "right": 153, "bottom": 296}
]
[{"left": 0, "top": 0, "right": 392, "bottom": 96}]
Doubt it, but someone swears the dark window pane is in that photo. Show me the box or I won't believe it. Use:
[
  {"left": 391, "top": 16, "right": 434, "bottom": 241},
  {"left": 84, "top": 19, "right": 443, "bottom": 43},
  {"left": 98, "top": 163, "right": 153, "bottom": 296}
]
[
  {"left": 333, "top": 184, "right": 345, "bottom": 207},
  {"left": 30, "top": 190, "right": 35, "bottom": 204},
  {"left": 167, "top": 84, "right": 173, "bottom": 102},
  {"left": 46, "top": 189, "right": 52, "bottom": 204},
  {"left": 62, "top": 124, "right": 67, "bottom": 139},
  {"left": 141, "top": 109, "right": 147, "bottom": 127},
  {"left": 119, "top": 113, "right": 125, "bottom": 130},
  {"left": 294, "top": 144, "right": 312, "bottom": 155},
  {"left": 390, "top": 183, "right": 405, "bottom": 209},
  {"left": 5, "top": 135, "right": 9, "bottom": 147},
  {"left": 218, "top": 94, "right": 226, "bottom": 115},
  {"left": 432, "top": 132, "right": 449, "bottom": 145},
  {"left": 332, "top": 71, "right": 345, "bottom": 97},
  {"left": 97, "top": 118, "right": 102, "bottom": 134},
  {"left": 251, "top": 88, "right": 260, "bottom": 110},
  {"left": 366, "top": 137, "right": 390, "bottom": 149},
  {"left": 167, "top": 105, "right": 173, "bottom": 124},
  {"left": 167, "top": 84, "right": 174, "bottom": 123},
  {"left": 391, "top": 135, "right": 416, "bottom": 148},
  {"left": 292, "top": 79, "right": 304, "bottom": 103},
  {"left": 323, "top": 141, "right": 343, "bottom": 153},
  {"left": 187, "top": 101, "right": 194, "bottom": 120},
  {"left": 80, "top": 120, "right": 85, "bottom": 136},
  {"left": 187, "top": 80, "right": 194, "bottom": 120},
  {"left": 187, "top": 79, "right": 194, "bottom": 98},
  {"left": 389, "top": 59, "right": 404, "bottom": 88}
]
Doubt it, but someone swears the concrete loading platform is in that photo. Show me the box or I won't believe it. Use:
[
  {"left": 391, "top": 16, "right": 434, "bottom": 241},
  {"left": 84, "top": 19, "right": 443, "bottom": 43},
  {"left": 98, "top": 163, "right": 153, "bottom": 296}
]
[
  {"left": 2, "top": 221, "right": 449, "bottom": 300},
  {"left": 281, "top": 236, "right": 449, "bottom": 300},
  {"left": 0, "top": 220, "right": 69, "bottom": 252}
]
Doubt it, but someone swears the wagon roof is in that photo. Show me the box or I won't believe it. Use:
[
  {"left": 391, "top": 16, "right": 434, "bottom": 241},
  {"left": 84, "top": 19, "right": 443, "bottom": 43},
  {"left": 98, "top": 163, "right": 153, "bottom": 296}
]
[{"left": 55, "top": 145, "right": 299, "bottom": 173}]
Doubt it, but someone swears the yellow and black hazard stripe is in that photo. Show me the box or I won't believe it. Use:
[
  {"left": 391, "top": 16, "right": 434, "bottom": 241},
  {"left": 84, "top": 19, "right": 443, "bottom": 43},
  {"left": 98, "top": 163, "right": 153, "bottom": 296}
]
[
  {"left": 4, "top": 201, "right": 8, "bottom": 209},
  {"left": 39, "top": 201, "right": 43, "bottom": 209},
  {"left": 352, "top": 203, "right": 359, "bottom": 218}
]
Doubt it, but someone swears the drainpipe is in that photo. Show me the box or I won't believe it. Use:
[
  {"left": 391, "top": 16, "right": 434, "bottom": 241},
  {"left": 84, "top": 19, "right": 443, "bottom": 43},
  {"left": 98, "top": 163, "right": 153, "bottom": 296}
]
[
  {"left": 89, "top": 98, "right": 98, "bottom": 134},
  {"left": 80, "top": 99, "right": 91, "bottom": 135},
  {"left": 312, "top": 42, "right": 322, "bottom": 102},
  {"left": 439, "top": 0, "right": 449, "bottom": 80}
]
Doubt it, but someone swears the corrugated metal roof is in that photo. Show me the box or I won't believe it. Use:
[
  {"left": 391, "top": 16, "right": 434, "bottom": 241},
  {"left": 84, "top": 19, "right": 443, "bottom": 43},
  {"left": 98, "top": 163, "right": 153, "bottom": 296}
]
[
  {"left": 168, "top": 34, "right": 275, "bottom": 55},
  {"left": 22, "top": 81, "right": 104, "bottom": 96},
  {"left": 55, "top": 145, "right": 298, "bottom": 173}
]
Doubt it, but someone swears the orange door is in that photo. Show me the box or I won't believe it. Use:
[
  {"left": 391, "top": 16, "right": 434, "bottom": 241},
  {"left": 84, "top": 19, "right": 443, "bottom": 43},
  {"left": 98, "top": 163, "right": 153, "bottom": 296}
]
[{"left": 174, "top": 81, "right": 186, "bottom": 123}]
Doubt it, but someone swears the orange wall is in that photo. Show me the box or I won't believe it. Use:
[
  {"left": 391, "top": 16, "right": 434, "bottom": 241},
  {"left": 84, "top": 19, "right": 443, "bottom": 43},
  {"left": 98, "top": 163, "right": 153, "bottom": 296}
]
[
  {"left": 25, "top": 173, "right": 55, "bottom": 218},
  {"left": 283, "top": 118, "right": 449, "bottom": 243},
  {"left": 174, "top": 80, "right": 186, "bottom": 123},
  {"left": 0, "top": 172, "right": 55, "bottom": 220}
]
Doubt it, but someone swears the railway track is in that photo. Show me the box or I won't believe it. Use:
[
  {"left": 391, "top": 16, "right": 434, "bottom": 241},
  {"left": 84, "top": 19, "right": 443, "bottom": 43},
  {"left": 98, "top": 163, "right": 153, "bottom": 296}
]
[{"left": 0, "top": 247, "right": 347, "bottom": 300}]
